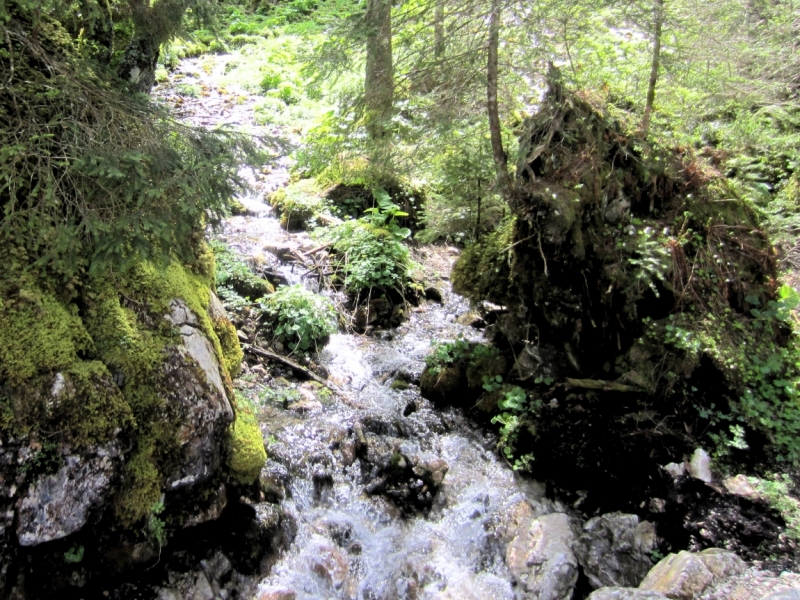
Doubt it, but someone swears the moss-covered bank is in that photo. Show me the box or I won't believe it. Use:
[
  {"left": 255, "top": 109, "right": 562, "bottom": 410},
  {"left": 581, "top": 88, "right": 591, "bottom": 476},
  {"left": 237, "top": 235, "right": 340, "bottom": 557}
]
[{"left": 0, "top": 246, "right": 258, "bottom": 535}]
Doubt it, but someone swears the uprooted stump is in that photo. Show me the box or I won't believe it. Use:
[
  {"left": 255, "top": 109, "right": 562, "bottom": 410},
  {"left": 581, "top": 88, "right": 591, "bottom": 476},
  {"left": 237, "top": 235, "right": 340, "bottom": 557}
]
[{"left": 452, "top": 85, "right": 798, "bottom": 515}]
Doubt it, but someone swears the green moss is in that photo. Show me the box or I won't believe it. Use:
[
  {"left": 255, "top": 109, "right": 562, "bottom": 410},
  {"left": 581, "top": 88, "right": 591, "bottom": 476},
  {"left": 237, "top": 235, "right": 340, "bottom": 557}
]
[
  {"left": 213, "top": 315, "right": 244, "bottom": 379},
  {"left": 0, "top": 286, "right": 92, "bottom": 385},
  {"left": 115, "top": 440, "right": 162, "bottom": 527},
  {"left": 451, "top": 217, "right": 518, "bottom": 306},
  {"left": 54, "top": 362, "right": 135, "bottom": 448},
  {"left": 118, "top": 260, "right": 239, "bottom": 395},
  {"left": 0, "top": 253, "right": 246, "bottom": 529},
  {"left": 267, "top": 179, "right": 328, "bottom": 231},
  {"left": 227, "top": 395, "right": 266, "bottom": 485}
]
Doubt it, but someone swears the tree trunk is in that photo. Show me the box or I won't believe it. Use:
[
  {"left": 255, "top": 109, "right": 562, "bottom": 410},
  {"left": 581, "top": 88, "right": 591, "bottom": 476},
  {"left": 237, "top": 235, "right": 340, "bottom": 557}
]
[
  {"left": 434, "top": 5, "right": 445, "bottom": 58},
  {"left": 364, "top": 0, "right": 393, "bottom": 140},
  {"left": 487, "top": 0, "right": 515, "bottom": 208},
  {"left": 80, "top": 0, "right": 113, "bottom": 64},
  {"left": 640, "top": 0, "right": 664, "bottom": 138},
  {"left": 117, "top": 31, "right": 160, "bottom": 94},
  {"left": 117, "top": 0, "right": 188, "bottom": 94}
]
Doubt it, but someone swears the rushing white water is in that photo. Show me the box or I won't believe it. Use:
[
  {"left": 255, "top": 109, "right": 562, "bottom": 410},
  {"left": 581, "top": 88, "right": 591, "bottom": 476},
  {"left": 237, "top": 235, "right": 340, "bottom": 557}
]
[{"left": 156, "top": 53, "right": 560, "bottom": 600}]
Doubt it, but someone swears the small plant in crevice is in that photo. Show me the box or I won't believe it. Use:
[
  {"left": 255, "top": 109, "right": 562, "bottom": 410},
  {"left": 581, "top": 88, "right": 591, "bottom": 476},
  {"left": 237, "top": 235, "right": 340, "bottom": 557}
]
[
  {"left": 146, "top": 500, "right": 166, "bottom": 546},
  {"left": 259, "top": 284, "right": 338, "bottom": 352},
  {"left": 63, "top": 545, "right": 85, "bottom": 564},
  {"left": 490, "top": 382, "right": 540, "bottom": 472}
]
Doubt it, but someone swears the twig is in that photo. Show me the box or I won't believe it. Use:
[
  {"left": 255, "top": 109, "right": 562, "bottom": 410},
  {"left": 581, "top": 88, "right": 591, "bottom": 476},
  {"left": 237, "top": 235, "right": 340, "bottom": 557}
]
[
  {"left": 300, "top": 242, "right": 332, "bottom": 257},
  {"left": 566, "top": 378, "right": 641, "bottom": 392},
  {"left": 243, "top": 344, "right": 338, "bottom": 392},
  {"left": 537, "top": 230, "right": 549, "bottom": 277}
]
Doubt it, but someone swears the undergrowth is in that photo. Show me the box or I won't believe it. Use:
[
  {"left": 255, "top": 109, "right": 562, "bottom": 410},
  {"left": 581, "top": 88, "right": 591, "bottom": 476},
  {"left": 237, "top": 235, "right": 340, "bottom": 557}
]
[
  {"left": 259, "top": 284, "right": 337, "bottom": 352},
  {"left": 320, "top": 220, "right": 413, "bottom": 299}
]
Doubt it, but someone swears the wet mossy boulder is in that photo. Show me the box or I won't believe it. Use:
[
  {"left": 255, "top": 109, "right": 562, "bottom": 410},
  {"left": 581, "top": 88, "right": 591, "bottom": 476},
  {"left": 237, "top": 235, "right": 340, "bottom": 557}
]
[
  {"left": 453, "top": 83, "right": 798, "bottom": 509},
  {"left": 0, "top": 254, "right": 248, "bottom": 594},
  {"left": 420, "top": 340, "right": 507, "bottom": 407}
]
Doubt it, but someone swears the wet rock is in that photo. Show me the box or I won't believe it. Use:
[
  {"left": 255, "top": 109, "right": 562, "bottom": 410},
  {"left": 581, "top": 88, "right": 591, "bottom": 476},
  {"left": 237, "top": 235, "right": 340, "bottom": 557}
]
[
  {"left": 340, "top": 439, "right": 357, "bottom": 466},
  {"left": 505, "top": 512, "right": 579, "bottom": 600},
  {"left": 587, "top": 588, "right": 669, "bottom": 600},
  {"left": 262, "top": 242, "right": 296, "bottom": 262},
  {"left": 310, "top": 543, "right": 349, "bottom": 589},
  {"left": 287, "top": 398, "right": 323, "bottom": 414},
  {"left": 575, "top": 512, "right": 657, "bottom": 589},
  {"left": 701, "top": 569, "right": 800, "bottom": 600},
  {"left": 455, "top": 310, "right": 485, "bottom": 328},
  {"left": 163, "top": 301, "right": 234, "bottom": 491},
  {"left": 722, "top": 475, "right": 758, "bottom": 500},
  {"left": 183, "top": 484, "right": 228, "bottom": 528},
  {"left": 639, "top": 548, "right": 745, "bottom": 599},
  {"left": 260, "top": 461, "right": 290, "bottom": 503},
  {"left": 424, "top": 286, "right": 443, "bottom": 303},
  {"left": 362, "top": 448, "right": 449, "bottom": 514},
  {"left": 688, "top": 449, "right": 713, "bottom": 483},
  {"left": 257, "top": 586, "right": 297, "bottom": 600},
  {"left": 420, "top": 364, "right": 466, "bottom": 404},
  {"left": 696, "top": 548, "right": 747, "bottom": 580},
  {"left": 16, "top": 443, "right": 120, "bottom": 546},
  {"left": 639, "top": 551, "right": 713, "bottom": 598},
  {"left": 200, "top": 551, "right": 232, "bottom": 583},
  {"left": 663, "top": 462, "right": 687, "bottom": 479},
  {"left": 353, "top": 298, "right": 394, "bottom": 330},
  {"left": 188, "top": 571, "right": 215, "bottom": 600}
]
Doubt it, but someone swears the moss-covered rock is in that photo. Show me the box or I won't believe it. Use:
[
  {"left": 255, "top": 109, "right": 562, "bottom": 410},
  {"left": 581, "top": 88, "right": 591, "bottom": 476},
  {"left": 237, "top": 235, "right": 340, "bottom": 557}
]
[
  {"left": 267, "top": 179, "right": 327, "bottom": 231},
  {"left": 0, "top": 255, "right": 245, "bottom": 548},
  {"left": 227, "top": 396, "right": 266, "bottom": 485}
]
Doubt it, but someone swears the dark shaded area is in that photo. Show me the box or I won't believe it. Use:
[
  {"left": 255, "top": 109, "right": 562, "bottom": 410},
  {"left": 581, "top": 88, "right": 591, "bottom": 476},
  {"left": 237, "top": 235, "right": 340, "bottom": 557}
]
[{"left": 11, "top": 499, "right": 294, "bottom": 599}]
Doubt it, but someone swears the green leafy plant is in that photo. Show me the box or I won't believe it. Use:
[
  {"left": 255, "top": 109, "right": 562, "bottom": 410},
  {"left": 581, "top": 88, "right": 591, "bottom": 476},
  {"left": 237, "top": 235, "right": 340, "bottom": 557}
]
[
  {"left": 211, "top": 240, "right": 273, "bottom": 308},
  {"left": 751, "top": 474, "right": 800, "bottom": 540},
  {"left": 363, "top": 187, "right": 411, "bottom": 240},
  {"left": 425, "top": 336, "right": 472, "bottom": 375},
  {"left": 64, "top": 545, "right": 85, "bottom": 564},
  {"left": 147, "top": 500, "right": 166, "bottom": 546},
  {"left": 747, "top": 285, "right": 800, "bottom": 324},
  {"left": 321, "top": 220, "right": 412, "bottom": 297},
  {"left": 260, "top": 285, "right": 337, "bottom": 352}
]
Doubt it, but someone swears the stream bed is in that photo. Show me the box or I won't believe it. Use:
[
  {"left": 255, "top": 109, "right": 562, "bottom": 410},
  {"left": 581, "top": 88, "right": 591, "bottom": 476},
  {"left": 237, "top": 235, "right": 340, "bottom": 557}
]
[{"left": 151, "top": 53, "right": 569, "bottom": 599}]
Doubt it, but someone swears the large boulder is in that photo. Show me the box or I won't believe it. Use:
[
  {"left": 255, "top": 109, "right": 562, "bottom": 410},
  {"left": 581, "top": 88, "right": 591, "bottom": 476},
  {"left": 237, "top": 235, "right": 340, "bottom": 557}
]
[
  {"left": 0, "top": 259, "right": 247, "bottom": 596},
  {"left": 575, "top": 512, "right": 657, "bottom": 589},
  {"left": 638, "top": 548, "right": 746, "bottom": 599},
  {"left": 163, "top": 300, "right": 234, "bottom": 490},
  {"left": 505, "top": 512, "right": 580, "bottom": 600}
]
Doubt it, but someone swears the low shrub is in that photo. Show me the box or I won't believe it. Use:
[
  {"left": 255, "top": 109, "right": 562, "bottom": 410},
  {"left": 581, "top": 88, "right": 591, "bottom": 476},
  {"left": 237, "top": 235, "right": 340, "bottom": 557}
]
[
  {"left": 260, "top": 285, "right": 338, "bottom": 352},
  {"left": 321, "top": 220, "right": 412, "bottom": 298},
  {"left": 211, "top": 241, "right": 274, "bottom": 308}
]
